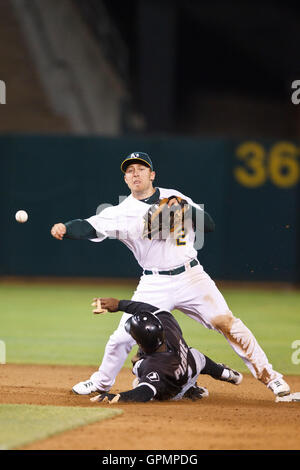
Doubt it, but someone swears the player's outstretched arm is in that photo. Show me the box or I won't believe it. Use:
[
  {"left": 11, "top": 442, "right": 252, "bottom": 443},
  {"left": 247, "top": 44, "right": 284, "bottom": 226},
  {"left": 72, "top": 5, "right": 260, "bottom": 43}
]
[
  {"left": 90, "top": 385, "right": 155, "bottom": 404},
  {"left": 93, "top": 298, "right": 159, "bottom": 315},
  {"left": 50, "top": 219, "right": 97, "bottom": 240}
]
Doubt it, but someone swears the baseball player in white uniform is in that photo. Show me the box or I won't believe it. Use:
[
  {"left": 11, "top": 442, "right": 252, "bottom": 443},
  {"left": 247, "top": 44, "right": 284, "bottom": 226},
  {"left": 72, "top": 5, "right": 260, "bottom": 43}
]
[{"left": 51, "top": 152, "right": 291, "bottom": 398}]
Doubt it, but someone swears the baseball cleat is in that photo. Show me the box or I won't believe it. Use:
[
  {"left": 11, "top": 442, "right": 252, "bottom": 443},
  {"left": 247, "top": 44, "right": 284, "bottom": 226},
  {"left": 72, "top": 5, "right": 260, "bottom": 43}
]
[
  {"left": 72, "top": 380, "right": 103, "bottom": 395},
  {"left": 267, "top": 378, "right": 290, "bottom": 397},
  {"left": 218, "top": 364, "right": 243, "bottom": 385}
]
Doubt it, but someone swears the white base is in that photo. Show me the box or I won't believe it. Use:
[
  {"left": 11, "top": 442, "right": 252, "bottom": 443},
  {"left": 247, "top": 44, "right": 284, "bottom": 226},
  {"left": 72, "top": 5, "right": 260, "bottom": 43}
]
[{"left": 275, "top": 392, "right": 300, "bottom": 402}]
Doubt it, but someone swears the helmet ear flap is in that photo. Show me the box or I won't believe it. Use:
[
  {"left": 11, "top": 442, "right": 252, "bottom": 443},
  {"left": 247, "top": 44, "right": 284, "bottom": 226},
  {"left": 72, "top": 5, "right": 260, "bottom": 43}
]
[{"left": 124, "top": 317, "right": 132, "bottom": 334}]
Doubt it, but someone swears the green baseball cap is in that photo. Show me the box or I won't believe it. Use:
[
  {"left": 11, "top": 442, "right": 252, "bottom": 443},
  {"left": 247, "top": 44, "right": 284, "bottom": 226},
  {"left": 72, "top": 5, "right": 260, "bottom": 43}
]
[{"left": 121, "top": 152, "right": 153, "bottom": 173}]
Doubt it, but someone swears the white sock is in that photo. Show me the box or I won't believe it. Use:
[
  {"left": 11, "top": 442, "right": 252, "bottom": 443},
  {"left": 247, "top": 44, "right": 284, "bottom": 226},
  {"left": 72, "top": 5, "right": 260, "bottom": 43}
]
[{"left": 221, "top": 368, "right": 230, "bottom": 379}]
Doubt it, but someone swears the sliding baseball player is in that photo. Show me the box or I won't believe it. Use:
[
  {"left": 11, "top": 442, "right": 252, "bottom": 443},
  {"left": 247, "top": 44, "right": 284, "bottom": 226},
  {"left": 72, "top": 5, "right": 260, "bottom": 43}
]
[{"left": 90, "top": 297, "right": 242, "bottom": 403}]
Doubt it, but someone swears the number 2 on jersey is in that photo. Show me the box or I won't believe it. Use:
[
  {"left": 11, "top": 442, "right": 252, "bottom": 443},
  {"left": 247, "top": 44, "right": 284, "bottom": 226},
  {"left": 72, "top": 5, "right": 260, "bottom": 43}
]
[{"left": 176, "top": 229, "right": 186, "bottom": 246}]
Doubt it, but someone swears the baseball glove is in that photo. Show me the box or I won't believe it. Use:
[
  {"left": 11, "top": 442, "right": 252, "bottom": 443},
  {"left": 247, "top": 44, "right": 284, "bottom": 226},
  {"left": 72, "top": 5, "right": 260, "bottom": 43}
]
[{"left": 142, "top": 196, "right": 190, "bottom": 240}]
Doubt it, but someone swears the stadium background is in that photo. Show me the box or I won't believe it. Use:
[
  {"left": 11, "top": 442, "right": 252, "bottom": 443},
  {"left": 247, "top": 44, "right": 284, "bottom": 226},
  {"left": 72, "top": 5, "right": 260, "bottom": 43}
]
[
  {"left": 1, "top": 0, "right": 300, "bottom": 451},
  {"left": 0, "top": 0, "right": 299, "bottom": 283}
]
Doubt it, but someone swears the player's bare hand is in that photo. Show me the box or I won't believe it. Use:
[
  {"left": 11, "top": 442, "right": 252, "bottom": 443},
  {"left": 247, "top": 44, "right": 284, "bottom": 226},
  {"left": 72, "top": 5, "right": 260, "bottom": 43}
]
[
  {"left": 91, "top": 297, "right": 120, "bottom": 314},
  {"left": 91, "top": 298, "right": 108, "bottom": 314},
  {"left": 90, "top": 393, "right": 120, "bottom": 404},
  {"left": 51, "top": 223, "right": 66, "bottom": 240},
  {"left": 99, "top": 297, "right": 120, "bottom": 312}
]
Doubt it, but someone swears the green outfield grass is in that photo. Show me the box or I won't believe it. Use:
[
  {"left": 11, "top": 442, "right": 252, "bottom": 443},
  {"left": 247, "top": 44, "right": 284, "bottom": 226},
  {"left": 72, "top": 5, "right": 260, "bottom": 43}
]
[{"left": 0, "top": 282, "right": 300, "bottom": 374}]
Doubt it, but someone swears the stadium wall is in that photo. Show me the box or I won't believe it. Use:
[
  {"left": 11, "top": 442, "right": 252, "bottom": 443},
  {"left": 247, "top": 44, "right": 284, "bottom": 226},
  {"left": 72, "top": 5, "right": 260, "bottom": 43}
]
[{"left": 1, "top": 135, "right": 299, "bottom": 282}]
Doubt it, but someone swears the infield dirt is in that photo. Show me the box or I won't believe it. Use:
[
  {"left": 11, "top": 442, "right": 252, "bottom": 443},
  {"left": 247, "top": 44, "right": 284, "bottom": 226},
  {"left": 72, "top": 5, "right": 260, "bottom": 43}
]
[{"left": 1, "top": 364, "right": 300, "bottom": 450}]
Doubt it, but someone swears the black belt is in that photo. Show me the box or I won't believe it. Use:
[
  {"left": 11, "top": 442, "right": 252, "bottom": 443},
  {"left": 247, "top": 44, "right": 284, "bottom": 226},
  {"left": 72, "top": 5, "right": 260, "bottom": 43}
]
[{"left": 144, "top": 259, "right": 198, "bottom": 276}]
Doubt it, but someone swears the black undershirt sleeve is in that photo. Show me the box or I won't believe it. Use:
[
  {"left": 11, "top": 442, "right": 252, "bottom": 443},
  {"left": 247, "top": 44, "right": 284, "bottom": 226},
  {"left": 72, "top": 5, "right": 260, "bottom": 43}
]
[
  {"left": 64, "top": 219, "right": 97, "bottom": 240},
  {"left": 118, "top": 300, "right": 158, "bottom": 315},
  {"left": 190, "top": 207, "right": 215, "bottom": 233},
  {"left": 118, "top": 385, "right": 155, "bottom": 402},
  {"left": 203, "top": 210, "right": 215, "bottom": 232}
]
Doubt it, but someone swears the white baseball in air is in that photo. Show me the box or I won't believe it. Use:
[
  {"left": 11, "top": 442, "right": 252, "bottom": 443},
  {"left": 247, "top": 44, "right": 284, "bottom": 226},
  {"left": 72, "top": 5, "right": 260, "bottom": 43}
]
[{"left": 15, "top": 210, "right": 28, "bottom": 223}]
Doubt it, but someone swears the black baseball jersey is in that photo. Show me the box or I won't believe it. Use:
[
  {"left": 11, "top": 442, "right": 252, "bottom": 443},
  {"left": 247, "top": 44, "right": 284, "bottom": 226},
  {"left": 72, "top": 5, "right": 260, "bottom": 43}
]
[{"left": 119, "top": 300, "right": 198, "bottom": 401}]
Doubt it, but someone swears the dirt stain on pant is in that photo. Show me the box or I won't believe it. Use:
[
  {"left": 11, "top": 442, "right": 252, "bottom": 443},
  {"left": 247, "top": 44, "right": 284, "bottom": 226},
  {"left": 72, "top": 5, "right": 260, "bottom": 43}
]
[{"left": 212, "top": 312, "right": 273, "bottom": 385}]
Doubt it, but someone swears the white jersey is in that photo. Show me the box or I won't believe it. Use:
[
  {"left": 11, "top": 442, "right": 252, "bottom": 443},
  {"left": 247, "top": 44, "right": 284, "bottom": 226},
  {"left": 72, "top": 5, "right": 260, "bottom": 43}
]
[{"left": 86, "top": 187, "right": 202, "bottom": 271}]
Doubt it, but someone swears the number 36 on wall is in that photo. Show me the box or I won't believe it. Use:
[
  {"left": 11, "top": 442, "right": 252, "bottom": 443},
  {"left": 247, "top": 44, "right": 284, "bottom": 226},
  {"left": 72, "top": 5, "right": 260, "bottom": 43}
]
[{"left": 234, "top": 141, "right": 300, "bottom": 188}]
